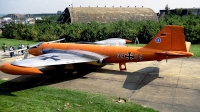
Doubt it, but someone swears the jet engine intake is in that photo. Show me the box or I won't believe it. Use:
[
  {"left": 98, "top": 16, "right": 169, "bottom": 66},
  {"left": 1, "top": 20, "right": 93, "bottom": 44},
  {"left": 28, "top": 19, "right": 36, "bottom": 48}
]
[{"left": 97, "top": 59, "right": 105, "bottom": 64}]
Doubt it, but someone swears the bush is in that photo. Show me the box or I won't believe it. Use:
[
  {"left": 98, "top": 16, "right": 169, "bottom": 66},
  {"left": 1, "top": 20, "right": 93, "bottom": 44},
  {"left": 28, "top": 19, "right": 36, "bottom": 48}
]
[{"left": 2, "top": 15, "right": 200, "bottom": 44}]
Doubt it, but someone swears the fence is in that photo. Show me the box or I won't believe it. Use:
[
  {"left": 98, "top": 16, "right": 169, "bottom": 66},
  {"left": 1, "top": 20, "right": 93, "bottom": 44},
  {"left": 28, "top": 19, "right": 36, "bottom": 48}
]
[{"left": 0, "top": 48, "right": 27, "bottom": 60}]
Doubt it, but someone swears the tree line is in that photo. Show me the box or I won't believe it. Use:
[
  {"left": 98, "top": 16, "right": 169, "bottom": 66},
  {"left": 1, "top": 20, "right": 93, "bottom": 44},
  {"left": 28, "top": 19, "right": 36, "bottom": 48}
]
[{"left": 2, "top": 14, "right": 200, "bottom": 44}]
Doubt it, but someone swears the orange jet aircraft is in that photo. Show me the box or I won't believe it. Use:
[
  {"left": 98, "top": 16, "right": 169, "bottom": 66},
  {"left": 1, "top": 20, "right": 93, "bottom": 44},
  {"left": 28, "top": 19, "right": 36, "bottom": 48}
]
[{"left": 0, "top": 25, "right": 194, "bottom": 75}]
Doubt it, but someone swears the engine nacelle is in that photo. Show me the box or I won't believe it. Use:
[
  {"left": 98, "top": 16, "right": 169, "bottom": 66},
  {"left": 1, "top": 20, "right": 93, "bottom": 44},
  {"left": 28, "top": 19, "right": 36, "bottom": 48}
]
[{"left": 97, "top": 59, "right": 105, "bottom": 64}]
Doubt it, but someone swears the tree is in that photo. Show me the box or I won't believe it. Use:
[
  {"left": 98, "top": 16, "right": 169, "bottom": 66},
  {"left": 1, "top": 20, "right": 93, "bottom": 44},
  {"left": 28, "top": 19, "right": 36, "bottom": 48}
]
[
  {"left": 175, "top": 8, "right": 183, "bottom": 16},
  {"left": 165, "top": 4, "right": 170, "bottom": 15}
]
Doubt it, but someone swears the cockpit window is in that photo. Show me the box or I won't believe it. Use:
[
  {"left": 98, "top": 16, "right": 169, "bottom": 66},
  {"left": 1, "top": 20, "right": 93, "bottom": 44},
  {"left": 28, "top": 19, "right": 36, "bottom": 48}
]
[
  {"left": 30, "top": 42, "right": 43, "bottom": 49},
  {"left": 36, "top": 42, "right": 43, "bottom": 47}
]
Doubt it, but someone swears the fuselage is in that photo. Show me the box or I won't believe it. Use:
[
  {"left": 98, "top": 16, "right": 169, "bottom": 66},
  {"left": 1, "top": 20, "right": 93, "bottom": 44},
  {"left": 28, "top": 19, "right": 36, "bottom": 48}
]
[{"left": 28, "top": 42, "right": 193, "bottom": 64}]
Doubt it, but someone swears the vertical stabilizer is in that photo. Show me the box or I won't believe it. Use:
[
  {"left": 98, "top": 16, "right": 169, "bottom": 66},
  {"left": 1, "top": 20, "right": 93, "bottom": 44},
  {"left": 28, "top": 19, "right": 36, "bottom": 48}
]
[{"left": 144, "top": 25, "right": 187, "bottom": 51}]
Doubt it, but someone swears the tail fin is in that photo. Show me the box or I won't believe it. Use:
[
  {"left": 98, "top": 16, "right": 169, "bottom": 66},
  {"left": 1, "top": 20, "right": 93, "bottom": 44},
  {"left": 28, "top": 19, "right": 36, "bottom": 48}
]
[{"left": 144, "top": 25, "right": 187, "bottom": 51}]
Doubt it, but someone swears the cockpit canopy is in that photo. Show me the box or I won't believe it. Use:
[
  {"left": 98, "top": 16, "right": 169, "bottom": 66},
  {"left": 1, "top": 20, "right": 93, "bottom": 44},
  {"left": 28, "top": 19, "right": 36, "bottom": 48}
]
[{"left": 30, "top": 42, "right": 43, "bottom": 49}]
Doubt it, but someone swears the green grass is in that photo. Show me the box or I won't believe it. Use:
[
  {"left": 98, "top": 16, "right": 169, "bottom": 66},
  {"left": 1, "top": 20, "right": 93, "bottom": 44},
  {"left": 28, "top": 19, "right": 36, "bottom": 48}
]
[
  {"left": 189, "top": 44, "right": 200, "bottom": 58},
  {"left": 0, "top": 37, "right": 37, "bottom": 51},
  {"left": 0, "top": 81, "right": 158, "bottom": 112}
]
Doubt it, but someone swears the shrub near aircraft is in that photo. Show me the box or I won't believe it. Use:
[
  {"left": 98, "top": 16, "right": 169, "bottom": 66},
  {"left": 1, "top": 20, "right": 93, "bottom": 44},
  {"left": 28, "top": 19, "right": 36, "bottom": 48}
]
[{"left": 0, "top": 25, "right": 194, "bottom": 75}]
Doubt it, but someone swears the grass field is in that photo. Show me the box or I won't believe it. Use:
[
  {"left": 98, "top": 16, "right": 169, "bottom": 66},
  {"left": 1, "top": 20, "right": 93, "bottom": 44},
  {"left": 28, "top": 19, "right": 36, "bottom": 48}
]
[
  {"left": 0, "top": 80, "right": 158, "bottom": 112},
  {"left": 0, "top": 37, "right": 37, "bottom": 51},
  {"left": 189, "top": 45, "right": 200, "bottom": 58}
]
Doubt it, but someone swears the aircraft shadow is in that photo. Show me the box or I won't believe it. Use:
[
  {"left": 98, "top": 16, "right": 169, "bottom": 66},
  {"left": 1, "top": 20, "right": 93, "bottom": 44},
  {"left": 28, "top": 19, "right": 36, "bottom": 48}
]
[
  {"left": 92, "top": 67, "right": 161, "bottom": 90},
  {"left": 123, "top": 67, "right": 160, "bottom": 90},
  {"left": 0, "top": 64, "right": 103, "bottom": 96},
  {"left": 0, "top": 64, "right": 161, "bottom": 96}
]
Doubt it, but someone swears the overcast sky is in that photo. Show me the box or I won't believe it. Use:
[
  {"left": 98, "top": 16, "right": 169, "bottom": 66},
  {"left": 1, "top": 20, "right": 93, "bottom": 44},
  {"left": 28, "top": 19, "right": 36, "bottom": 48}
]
[{"left": 0, "top": 0, "right": 199, "bottom": 14}]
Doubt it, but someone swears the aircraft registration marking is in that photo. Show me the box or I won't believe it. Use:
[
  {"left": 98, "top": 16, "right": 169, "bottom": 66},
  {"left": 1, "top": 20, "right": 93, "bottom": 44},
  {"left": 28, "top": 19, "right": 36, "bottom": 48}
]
[{"left": 117, "top": 52, "right": 143, "bottom": 60}]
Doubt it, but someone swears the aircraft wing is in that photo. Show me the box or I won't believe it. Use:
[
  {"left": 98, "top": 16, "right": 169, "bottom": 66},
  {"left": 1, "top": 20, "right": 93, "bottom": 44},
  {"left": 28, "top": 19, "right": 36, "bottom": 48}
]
[{"left": 11, "top": 50, "right": 108, "bottom": 67}]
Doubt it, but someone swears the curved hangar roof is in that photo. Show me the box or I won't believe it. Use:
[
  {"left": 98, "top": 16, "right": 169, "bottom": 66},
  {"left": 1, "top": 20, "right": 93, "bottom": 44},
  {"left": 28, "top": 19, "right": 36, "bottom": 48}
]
[{"left": 58, "top": 7, "right": 158, "bottom": 23}]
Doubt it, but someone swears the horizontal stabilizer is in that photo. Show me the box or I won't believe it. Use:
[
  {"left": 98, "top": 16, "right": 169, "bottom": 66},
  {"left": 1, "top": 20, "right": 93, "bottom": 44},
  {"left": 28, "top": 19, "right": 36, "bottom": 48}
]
[
  {"left": 155, "top": 51, "right": 184, "bottom": 56},
  {"left": 155, "top": 51, "right": 193, "bottom": 57}
]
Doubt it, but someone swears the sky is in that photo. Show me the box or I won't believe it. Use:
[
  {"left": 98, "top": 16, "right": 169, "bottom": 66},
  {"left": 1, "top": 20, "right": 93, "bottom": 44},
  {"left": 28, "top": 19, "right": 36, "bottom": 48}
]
[{"left": 0, "top": 0, "right": 199, "bottom": 14}]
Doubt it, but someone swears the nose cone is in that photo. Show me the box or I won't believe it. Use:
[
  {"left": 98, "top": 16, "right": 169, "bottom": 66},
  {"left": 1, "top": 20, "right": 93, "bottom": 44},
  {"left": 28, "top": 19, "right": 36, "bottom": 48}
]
[
  {"left": 28, "top": 48, "right": 41, "bottom": 56},
  {"left": 0, "top": 64, "right": 3, "bottom": 71},
  {"left": 126, "top": 39, "right": 132, "bottom": 43},
  {"left": 0, "top": 63, "right": 43, "bottom": 75}
]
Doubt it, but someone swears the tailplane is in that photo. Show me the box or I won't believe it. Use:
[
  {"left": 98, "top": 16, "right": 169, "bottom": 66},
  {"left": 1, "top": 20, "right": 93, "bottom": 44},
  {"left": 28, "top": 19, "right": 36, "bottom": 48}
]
[{"left": 145, "top": 25, "right": 187, "bottom": 51}]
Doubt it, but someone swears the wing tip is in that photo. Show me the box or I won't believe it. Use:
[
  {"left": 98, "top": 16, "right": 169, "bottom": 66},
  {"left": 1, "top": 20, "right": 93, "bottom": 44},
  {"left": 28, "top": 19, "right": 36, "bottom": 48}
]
[{"left": 0, "top": 63, "right": 43, "bottom": 75}]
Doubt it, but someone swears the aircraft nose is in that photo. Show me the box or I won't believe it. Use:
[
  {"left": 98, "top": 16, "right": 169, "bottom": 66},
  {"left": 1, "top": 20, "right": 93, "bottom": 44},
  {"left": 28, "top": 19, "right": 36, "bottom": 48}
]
[
  {"left": 126, "top": 39, "right": 132, "bottom": 43},
  {"left": 0, "top": 63, "right": 8, "bottom": 74},
  {"left": 0, "top": 64, "right": 3, "bottom": 71},
  {"left": 28, "top": 48, "right": 33, "bottom": 54},
  {"left": 28, "top": 48, "right": 42, "bottom": 56}
]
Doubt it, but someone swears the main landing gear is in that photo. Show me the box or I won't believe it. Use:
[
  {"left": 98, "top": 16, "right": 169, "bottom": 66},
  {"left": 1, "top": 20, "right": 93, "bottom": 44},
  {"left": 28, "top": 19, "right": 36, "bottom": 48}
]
[
  {"left": 119, "top": 63, "right": 127, "bottom": 70},
  {"left": 64, "top": 64, "right": 77, "bottom": 74}
]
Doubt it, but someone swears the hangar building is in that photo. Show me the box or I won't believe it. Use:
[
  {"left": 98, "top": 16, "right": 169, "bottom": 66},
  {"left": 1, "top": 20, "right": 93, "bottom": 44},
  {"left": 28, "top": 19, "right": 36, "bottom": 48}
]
[
  {"left": 3, "top": 14, "right": 25, "bottom": 20},
  {"left": 57, "top": 7, "right": 158, "bottom": 23}
]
